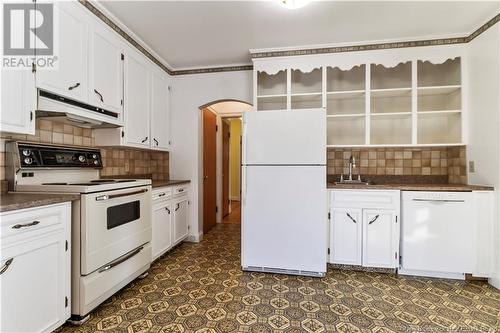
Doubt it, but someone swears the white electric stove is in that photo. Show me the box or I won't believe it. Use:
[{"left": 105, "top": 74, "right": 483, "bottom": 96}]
[{"left": 6, "top": 142, "right": 152, "bottom": 323}]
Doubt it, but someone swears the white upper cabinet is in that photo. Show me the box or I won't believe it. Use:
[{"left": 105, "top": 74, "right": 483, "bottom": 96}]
[
  {"left": 0, "top": 70, "right": 36, "bottom": 135},
  {"left": 253, "top": 45, "right": 466, "bottom": 147},
  {"left": 36, "top": 1, "right": 88, "bottom": 102},
  {"left": 150, "top": 70, "right": 171, "bottom": 150},
  {"left": 123, "top": 48, "right": 150, "bottom": 148},
  {"left": 88, "top": 22, "right": 123, "bottom": 115}
]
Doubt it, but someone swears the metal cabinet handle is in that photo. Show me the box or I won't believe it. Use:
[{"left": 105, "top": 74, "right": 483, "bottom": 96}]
[
  {"left": 94, "top": 89, "right": 104, "bottom": 102},
  {"left": 96, "top": 188, "right": 148, "bottom": 201},
  {"left": 346, "top": 213, "right": 357, "bottom": 224},
  {"left": 178, "top": 188, "right": 184, "bottom": 193},
  {"left": 165, "top": 207, "right": 170, "bottom": 214},
  {"left": 0, "top": 258, "right": 13, "bottom": 275},
  {"left": 154, "top": 138, "right": 159, "bottom": 146},
  {"left": 368, "top": 215, "right": 380, "bottom": 225},
  {"left": 98, "top": 246, "right": 143, "bottom": 273},
  {"left": 158, "top": 193, "right": 166, "bottom": 197},
  {"left": 68, "top": 82, "right": 80, "bottom": 90},
  {"left": 12, "top": 220, "right": 40, "bottom": 229},
  {"left": 141, "top": 136, "right": 148, "bottom": 143},
  {"left": 175, "top": 203, "right": 180, "bottom": 212}
]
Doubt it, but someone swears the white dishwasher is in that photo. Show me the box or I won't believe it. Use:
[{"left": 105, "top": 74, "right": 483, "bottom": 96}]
[{"left": 400, "top": 191, "right": 474, "bottom": 279}]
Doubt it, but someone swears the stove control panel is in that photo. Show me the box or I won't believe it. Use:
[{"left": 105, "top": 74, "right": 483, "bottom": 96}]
[{"left": 16, "top": 143, "right": 103, "bottom": 169}]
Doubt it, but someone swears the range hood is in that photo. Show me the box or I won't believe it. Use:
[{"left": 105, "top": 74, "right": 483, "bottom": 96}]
[{"left": 37, "top": 90, "right": 122, "bottom": 128}]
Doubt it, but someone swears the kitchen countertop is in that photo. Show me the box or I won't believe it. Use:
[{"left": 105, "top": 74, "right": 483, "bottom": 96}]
[
  {"left": 152, "top": 180, "right": 191, "bottom": 189},
  {"left": 0, "top": 193, "right": 81, "bottom": 213},
  {"left": 327, "top": 183, "right": 494, "bottom": 191}
]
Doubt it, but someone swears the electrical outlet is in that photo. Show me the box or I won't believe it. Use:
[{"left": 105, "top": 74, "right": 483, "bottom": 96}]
[{"left": 469, "top": 161, "right": 475, "bottom": 173}]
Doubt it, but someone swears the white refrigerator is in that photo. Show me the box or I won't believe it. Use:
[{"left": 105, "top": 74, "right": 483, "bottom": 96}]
[{"left": 241, "top": 109, "right": 327, "bottom": 277}]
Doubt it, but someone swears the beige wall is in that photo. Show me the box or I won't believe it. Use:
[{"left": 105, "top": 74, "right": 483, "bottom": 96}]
[{"left": 229, "top": 119, "right": 241, "bottom": 200}]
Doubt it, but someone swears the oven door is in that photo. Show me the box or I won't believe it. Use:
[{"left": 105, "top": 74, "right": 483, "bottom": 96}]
[{"left": 80, "top": 185, "right": 152, "bottom": 275}]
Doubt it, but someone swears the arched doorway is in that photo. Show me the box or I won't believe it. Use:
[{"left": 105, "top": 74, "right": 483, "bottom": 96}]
[{"left": 200, "top": 100, "right": 252, "bottom": 234}]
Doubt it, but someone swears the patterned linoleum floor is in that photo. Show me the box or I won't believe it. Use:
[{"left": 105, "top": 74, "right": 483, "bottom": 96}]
[{"left": 62, "top": 224, "right": 500, "bottom": 333}]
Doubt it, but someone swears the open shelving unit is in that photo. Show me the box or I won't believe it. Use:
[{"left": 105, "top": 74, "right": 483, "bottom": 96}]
[{"left": 254, "top": 56, "right": 464, "bottom": 147}]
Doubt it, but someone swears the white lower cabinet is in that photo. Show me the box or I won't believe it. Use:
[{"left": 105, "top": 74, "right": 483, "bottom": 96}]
[
  {"left": 330, "top": 208, "right": 362, "bottom": 265},
  {"left": 151, "top": 185, "right": 190, "bottom": 260},
  {"left": 0, "top": 203, "right": 71, "bottom": 333},
  {"left": 330, "top": 190, "right": 399, "bottom": 269},
  {"left": 152, "top": 202, "right": 172, "bottom": 260},
  {"left": 362, "top": 210, "right": 397, "bottom": 268},
  {"left": 173, "top": 198, "right": 189, "bottom": 245}
]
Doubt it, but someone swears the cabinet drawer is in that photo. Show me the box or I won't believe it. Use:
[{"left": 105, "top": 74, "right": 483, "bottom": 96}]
[
  {"left": 152, "top": 187, "right": 173, "bottom": 201},
  {"left": 173, "top": 184, "right": 189, "bottom": 197},
  {"left": 0, "top": 203, "right": 69, "bottom": 241},
  {"left": 331, "top": 190, "right": 400, "bottom": 210}
]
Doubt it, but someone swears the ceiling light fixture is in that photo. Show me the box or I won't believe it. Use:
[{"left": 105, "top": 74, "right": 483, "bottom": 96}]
[{"left": 279, "top": 0, "right": 311, "bottom": 9}]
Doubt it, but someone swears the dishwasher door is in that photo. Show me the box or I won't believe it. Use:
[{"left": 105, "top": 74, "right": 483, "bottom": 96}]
[{"left": 401, "top": 191, "right": 474, "bottom": 276}]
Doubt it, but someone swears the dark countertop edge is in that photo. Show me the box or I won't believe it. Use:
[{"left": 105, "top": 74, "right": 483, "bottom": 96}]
[
  {"left": 152, "top": 180, "right": 191, "bottom": 189},
  {"left": 327, "top": 183, "right": 494, "bottom": 191},
  {"left": 0, "top": 193, "right": 81, "bottom": 213}
]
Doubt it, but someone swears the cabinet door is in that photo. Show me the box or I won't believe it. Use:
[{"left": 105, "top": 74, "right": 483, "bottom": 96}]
[
  {"left": 36, "top": 1, "right": 88, "bottom": 102},
  {"left": 330, "top": 208, "right": 362, "bottom": 265},
  {"left": 0, "top": 70, "right": 35, "bottom": 135},
  {"left": 150, "top": 71, "right": 171, "bottom": 150},
  {"left": 88, "top": 23, "right": 123, "bottom": 114},
  {"left": 152, "top": 204, "right": 172, "bottom": 260},
  {"left": 123, "top": 50, "right": 150, "bottom": 147},
  {"left": 173, "top": 199, "right": 189, "bottom": 245},
  {"left": 362, "top": 210, "right": 397, "bottom": 268},
  {"left": 0, "top": 232, "right": 67, "bottom": 333}
]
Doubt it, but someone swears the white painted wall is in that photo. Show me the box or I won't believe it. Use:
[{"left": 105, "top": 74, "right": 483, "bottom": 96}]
[
  {"left": 170, "top": 70, "right": 252, "bottom": 240},
  {"left": 467, "top": 24, "right": 500, "bottom": 288}
]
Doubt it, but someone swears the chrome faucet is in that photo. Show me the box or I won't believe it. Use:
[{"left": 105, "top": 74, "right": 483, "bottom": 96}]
[{"left": 348, "top": 155, "right": 356, "bottom": 181}]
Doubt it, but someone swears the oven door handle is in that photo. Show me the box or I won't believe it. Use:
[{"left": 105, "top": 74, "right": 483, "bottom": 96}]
[
  {"left": 98, "top": 246, "right": 144, "bottom": 273},
  {"left": 96, "top": 188, "right": 148, "bottom": 201}
]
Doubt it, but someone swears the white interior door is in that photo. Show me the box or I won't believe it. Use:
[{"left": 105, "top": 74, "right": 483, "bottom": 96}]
[
  {"left": 362, "top": 210, "right": 397, "bottom": 268},
  {"left": 243, "top": 109, "right": 326, "bottom": 165},
  {"left": 330, "top": 208, "right": 362, "bottom": 265},
  {"left": 242, "top": 165, "right": 327, "bottom": 273}
]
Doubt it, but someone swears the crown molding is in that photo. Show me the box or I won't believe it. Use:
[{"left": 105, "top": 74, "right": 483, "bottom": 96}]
[{"left": 80, "top": 2, "right": 498, "bottom": 75}]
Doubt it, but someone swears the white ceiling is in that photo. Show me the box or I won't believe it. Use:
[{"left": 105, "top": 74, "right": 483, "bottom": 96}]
[
  {"left": 209, "top": 101, "right": 253, "bottom": 116},
  {"left": 99, "top": 1, "right": 499, "bottom": 69}
]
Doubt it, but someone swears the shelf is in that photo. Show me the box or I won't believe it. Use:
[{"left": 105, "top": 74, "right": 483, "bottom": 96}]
[
  {"left": 291, "top": 94, "right": 322, "bottom": 109},
  {"left": 371, "top": 112, "right": 412, "bottom": 117},
  {"left": 327, "top": 116, "right": 365, "bottom": 146},
  {"left": 327, "top": 65, "right": 365, "bottom": 92},
  {"left": 291, "top": 92, "right": 322, "bottom": 97},
  {"left": 327, "top": 90, "right": 365, "bottom": 99},
  {"left": 417, "top": 85, "right": 461, "bottom": 95},
  {"left": 418, "top": 58, "right": 461, "bottom": 87},
  {"left": 257, "top": 70, "right": 287, "bottom": 96},
  {"left": 417, "top": 112, "right": 461, "bottom": 144},
  {"left": 371, "top": 62, "right": 411, "bottom": 90},
  {"left": 327, "top": 113, "right": 365, "bottom": 118},
  {"left": 371, "top": 88, "right": 412, "bottom": 97},
  {"left": 417, "top": 110, "right": 461, "bottom": 114},
  {"left": 371, "top": 113, "right": 412, "bottom": 145},
  {"left": 257, "top": 94, "right": 287, "bottom": 98},
  {"left": 291, "top": 68, "right": 322, "bottom": 94},
  {"left": 257, "top": 95, "right": 287, "bottom": 111}
]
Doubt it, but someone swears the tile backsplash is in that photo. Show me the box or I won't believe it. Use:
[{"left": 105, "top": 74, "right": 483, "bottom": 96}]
[
  {"left": 0, "top": 119, "right": 169, "bottom": 181},
  {"left": 327, "top": 146, "right": 467, "bottom": 184}
]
